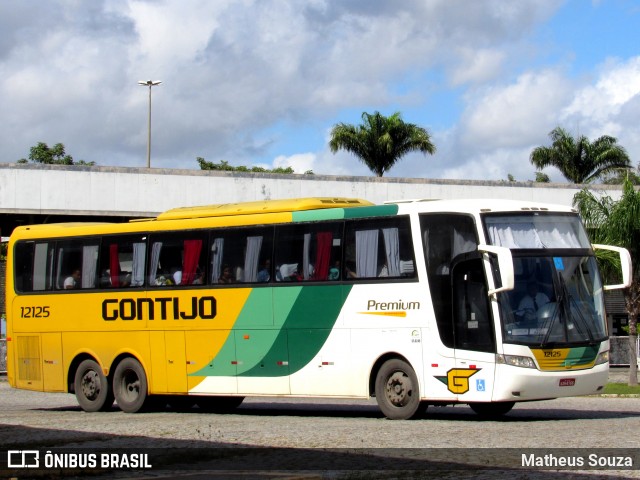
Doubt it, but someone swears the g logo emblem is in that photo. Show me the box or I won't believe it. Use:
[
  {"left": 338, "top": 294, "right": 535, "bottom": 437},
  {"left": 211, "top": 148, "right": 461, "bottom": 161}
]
[{"left": 435, "top": 368, "right": 481, "bottom": 394}]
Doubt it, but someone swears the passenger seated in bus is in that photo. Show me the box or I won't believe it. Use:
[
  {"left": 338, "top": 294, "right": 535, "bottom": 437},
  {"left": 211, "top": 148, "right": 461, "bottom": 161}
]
[
  {"left": 64, "top": 269, "right": 81, "bottom": 289},
  {"left": 328, "top": 260, "right": 340, "bottom": 280},
  {"left": 120, "top": 272, "right": 132, "bottom": 287},
  {"left": 99, "top": 269, "right": 111, "bottom": 288},
  {"left": 218, "top": 264, "right": 235, "bottom": 284},
  {"left": 192, "top": 268, "right": 205, "bottom": 285},
  {"left": 344, "top": 261, "right": 357, "bottom": 279},
  {"left": 517, "top": 281, "right": 550, "bottom": 322},
  {"left": 257, "top": 259, "right": 271, "bottom": 282}
]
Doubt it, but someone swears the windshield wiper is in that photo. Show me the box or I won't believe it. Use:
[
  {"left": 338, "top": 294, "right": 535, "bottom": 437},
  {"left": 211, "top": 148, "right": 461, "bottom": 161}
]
[
  {"left": 540, "top": 299, "right": 560, "bottom": 347},
  {"left": 541, "top": 270, "right": 570, "bottom": 347},
  {"left": 565, "top": 282, "right": 596, "bottom": 344},
  {"left": 541, "top": 271, "right": 597, "bottom": 347}
]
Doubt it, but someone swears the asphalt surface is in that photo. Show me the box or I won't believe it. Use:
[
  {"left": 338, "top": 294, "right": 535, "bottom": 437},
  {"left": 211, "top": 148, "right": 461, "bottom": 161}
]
[{"left": 0, "top": 368, "right": 639, "bottom": 479}]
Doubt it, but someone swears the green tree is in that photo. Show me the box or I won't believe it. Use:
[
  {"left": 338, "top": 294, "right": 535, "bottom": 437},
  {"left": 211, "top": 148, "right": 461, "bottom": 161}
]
[
  {"left": 573, "top": 178, "right": 640, "bottom": 385},
  {"left": 530, "top": 127, "right": 630, "bottom": 183},
  {"left": 17, "top": 142, "right": 94, "bottom": 166},
  {"left": 602, "top": 164, "right": 640, "bottom": 185},
  {"left": 535, "top": 172, "right": 550, "bottom": 183},
  {"left": 329, "top": 111, "right": 436, "bottom": 177},
  {"left": 197, "top": 157, "right": 296, "bottom": 174}
]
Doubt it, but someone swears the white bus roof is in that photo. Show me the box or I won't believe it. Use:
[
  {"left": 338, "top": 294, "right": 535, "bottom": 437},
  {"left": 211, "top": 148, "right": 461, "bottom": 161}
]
[{"left": 385, "top": 198, "right": 577, "bottom": 215}]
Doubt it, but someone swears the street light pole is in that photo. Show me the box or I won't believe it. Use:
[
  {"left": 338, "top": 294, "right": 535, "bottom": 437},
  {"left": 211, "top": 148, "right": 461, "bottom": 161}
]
[{"left": 138, "top": 80, "right": 162, "bottom": 168}]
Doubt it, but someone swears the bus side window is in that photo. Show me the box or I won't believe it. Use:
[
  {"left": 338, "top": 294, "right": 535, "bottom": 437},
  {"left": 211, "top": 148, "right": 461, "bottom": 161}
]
[
  {"left": 99, "top": 235, "right": 147, "bottom": 288},
  {"left": 274, "top": 222, "right": 342, "bottom": 282},
  {"left": 148, "top": 232, "right": 207, "bottom": 286},
  {"left": 55, "top": 240, "right": 100, "bottom": 290},
  {"left": 210, "top": 226, "right": 274, "bottom": 284},
  {"left": 344, "top": 217, "right": 415, "bottom": 280},
  {"left": 13, "top": 242, "right": 35, "bottom": 292}
]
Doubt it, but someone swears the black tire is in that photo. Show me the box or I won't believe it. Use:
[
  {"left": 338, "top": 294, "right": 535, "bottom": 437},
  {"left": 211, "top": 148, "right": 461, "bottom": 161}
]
[
  {"left": 374, "top": 359, "right": 421, "bottom": 420},
  {"left": 74, "top": 359, "right": 114, "bottom": 412},
  {"left": 196, "top": 396, "right": 245, "bottom": 413},
  {"left": 469, "top": 401, "right": 515, "bottom": 419},
  {"left": 113, "top": 357, "right": 148, "bottom": 413}
]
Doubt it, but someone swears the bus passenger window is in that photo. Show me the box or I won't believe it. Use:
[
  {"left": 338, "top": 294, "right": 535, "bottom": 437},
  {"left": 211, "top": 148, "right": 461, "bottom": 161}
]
[
  {"left": 55, "top": 240, "right": 100, "bottom": 290},
  {"left": 274, "top": 222, "right": 342, "bottom": 282},
  {"left": 14, "top": 242, "right": 55, "bottom": 292},
  {"left": 148, "top": 232, "right": 207, "bottom": 286},
  {"left": 99, "top": 235, "right": 147, "bottom": 288},
  {"left": 210, "top": 226, "right": 274, "bottom": 284},
  {"left": 344, "top": 217, "right": 415, "bottom": 280}
]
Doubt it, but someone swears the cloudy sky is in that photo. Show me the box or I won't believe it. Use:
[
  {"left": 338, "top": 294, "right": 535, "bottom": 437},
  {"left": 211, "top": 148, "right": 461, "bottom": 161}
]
[{"left": 1, "top": 0, "right": 639, "bottom": 182}]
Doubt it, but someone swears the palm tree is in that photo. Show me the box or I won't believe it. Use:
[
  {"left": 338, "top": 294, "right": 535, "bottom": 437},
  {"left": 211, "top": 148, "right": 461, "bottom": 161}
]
[
  {"left": 530, "top": 127, "right": 630, "bottom": 183},
  {"left": 573, "top": 177, "right": 640, "bottom": 385},
  {"left": 329, "top": 111, "right": 436, "bottom": 177}
]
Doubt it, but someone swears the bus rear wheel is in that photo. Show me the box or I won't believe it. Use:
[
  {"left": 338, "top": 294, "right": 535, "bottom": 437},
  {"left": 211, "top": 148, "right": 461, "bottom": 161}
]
[
  {"left": 113, "top": 358, "right": 148, "bottom": 413},
  {"left": 375, "top": 359, "right": 421, "bottom": 420},
  {"left": 469, "top": 401, "right": 515, "bottom": 419},
  {"left": 74, "top": 359, "right": 114, "bottom": 412}
]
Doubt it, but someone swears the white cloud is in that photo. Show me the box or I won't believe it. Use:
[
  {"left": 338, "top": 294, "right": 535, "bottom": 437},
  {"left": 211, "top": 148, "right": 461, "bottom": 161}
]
[
  {"left": 449, "top": 48, "right": 506, "bottom": 86},
  {"left": 6, "top": 0, "right": 636, "bottom": 186},
  {"left": 400, "top": 56, "right": 640, "bottom": 183},
  {"left": 460, "top": 70, "right": 572, "bottom": 149},
  {"left": 562, "top": 57, "right": 640, "bottom": 138},
  {"left": 273, "top": 153, "right": 316, "bottom": 173}
]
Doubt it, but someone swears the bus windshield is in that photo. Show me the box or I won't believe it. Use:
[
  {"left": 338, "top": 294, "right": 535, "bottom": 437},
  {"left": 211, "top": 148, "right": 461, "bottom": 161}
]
[{"left": 483, "top": 213, "right": 606, "bottom": 346}]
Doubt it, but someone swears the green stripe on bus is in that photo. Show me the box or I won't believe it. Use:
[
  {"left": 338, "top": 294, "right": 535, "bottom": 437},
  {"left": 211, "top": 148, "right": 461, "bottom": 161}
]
[
  {"left": 568, "top": 345, "right": 599, "bottom": 365},
  {"left": 241, "top": 285, "right": 350, "bottom": 377},
  {"left": 190, "top": 285, "right": 351, "bottom": 378},
  {"left": 292, "top": 204, "right": 398, "bottom": 222},
  {"left": 342, "top": 204, "right": 398, "bottom": 219}
]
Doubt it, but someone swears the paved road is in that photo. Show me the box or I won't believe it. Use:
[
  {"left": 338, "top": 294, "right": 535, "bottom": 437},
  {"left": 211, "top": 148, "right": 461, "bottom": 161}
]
[{"left": 1, "top": 377, "right": 639, "bottom": 479}]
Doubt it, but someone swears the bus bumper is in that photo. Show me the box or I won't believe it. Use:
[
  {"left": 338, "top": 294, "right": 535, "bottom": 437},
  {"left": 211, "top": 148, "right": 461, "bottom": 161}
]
[{"left": 491, "top": 362, "right": 609, "bottom": 401}]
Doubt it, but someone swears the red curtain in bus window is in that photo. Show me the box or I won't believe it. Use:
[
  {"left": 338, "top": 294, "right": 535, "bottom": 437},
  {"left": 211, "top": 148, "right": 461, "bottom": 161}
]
[
  {"left": 313, "top": 232, "right": 333, "bottom": 280},
  {"left": 182, "top": 239, "right": 203, "bottom": 285},
  {"left": 109, "top": 244, "right": 120, "bottom": 287}
]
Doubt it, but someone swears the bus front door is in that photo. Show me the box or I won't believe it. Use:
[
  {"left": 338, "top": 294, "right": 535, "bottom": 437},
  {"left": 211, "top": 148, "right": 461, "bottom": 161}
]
[{"left": 450, "top": 258, "right": 496, "bottom": 403}]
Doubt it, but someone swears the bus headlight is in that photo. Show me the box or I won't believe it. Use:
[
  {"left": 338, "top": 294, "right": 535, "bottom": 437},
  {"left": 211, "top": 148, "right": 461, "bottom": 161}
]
[
  {"left": 496, "top": 354, "right": 536, "bottom": 369},
  {"left": 595, "top": 351, "right": 609, "bottom": 366}
]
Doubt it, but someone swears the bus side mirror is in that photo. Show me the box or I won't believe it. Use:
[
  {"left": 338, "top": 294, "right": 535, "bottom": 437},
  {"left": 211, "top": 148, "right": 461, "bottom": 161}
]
[
  {"left": 592, "top": 244, "right": 632, "bottom": 290},
  {"left": 477, "top": 244, "right": 515, "bottom": 296}
]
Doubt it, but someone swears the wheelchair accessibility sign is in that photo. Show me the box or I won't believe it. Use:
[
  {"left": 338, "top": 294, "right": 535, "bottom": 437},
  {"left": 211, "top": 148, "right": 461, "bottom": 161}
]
[{"left": 476, "top": 379, "right": 486, "bottom": 392}]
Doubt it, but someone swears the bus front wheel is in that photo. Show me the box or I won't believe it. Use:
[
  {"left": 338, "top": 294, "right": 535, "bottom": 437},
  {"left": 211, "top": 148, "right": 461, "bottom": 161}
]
[
  {"left": 375, "top": 359, "right": 421, "bottom": 420},
  {"left": 74, "top": 359, "right": 114, "bottom": 412},
  {"left": 113, "top": 358, "right": 148, "bottom": 413}
]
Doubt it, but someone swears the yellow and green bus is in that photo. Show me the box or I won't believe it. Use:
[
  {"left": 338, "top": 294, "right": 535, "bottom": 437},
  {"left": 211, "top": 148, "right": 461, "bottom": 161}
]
[{"left": 5, "top": 197, "right": 631, "bottom": 419}]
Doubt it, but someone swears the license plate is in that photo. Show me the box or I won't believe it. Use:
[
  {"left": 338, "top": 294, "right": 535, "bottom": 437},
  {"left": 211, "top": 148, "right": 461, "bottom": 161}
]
[{"left": 559, "top": 378, "right": 576, "bottom": 387}]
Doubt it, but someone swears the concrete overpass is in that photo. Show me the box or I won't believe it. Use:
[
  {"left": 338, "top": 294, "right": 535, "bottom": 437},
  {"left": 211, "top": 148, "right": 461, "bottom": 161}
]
[{"left": 0, "top": 162, "right": 624, "bottom": 235}]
